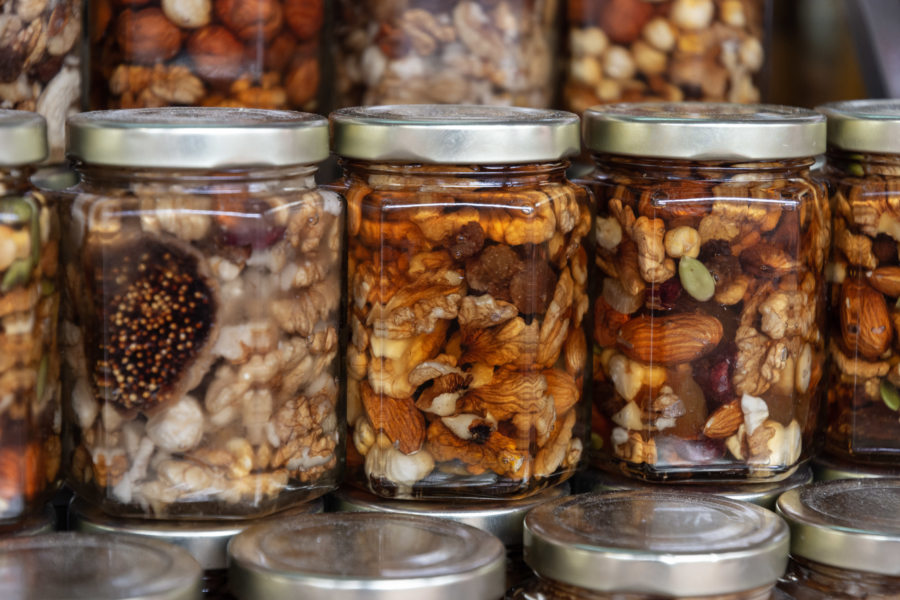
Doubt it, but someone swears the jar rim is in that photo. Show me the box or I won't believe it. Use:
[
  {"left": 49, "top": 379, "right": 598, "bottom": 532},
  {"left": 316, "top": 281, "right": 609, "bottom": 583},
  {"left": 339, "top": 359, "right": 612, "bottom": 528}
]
[
  {"left": 0, "top": 110, "right": 47, "bottom": 166},
  {"left": 818, "top": 99, "right": 900, "bottom": 154}
]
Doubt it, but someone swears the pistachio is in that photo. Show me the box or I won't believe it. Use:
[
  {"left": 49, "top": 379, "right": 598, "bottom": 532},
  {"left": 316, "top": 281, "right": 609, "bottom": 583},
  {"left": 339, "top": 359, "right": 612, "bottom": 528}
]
[
  {"left": 881, "top": 380, "right": 900, "bottom": 412},
  {"left": 0, "top": 258, "right": 32, "bottom": 293},
  {"left": 678, "top": 256, "right": 715, "bottom": 302}
]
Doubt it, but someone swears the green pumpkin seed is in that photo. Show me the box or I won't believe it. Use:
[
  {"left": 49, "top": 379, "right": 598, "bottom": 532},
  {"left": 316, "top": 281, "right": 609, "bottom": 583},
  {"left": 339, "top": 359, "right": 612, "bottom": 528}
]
[
  {"left": 0, "top": 196, "right": 33, "bottom": 227},
  {"left": 591, "top": 433, "right": 604, "bottom": 450},
  {"left": 40, "top": 279, "right": 55, "bottom": 297},
  {"left": 0, "top": 258, "right": 32, "bottom": 293},
  {"left": 678, "top": 256, "right": 716, "bottom": 302},
  {"left": 848, "top": 163, "right": 865, "bottom": 177},
  {"left": 881, "top": 380, "right": 900, "bottom": 412}
]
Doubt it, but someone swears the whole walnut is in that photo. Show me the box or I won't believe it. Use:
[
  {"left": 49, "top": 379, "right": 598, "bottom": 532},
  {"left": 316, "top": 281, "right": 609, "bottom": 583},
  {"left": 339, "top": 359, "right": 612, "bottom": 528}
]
[
  {"left": 116, "top": 8, "right": 183, "bottom": 65},
  {"left": 188, "top": 25, "right": 245, "bottom": 83},
  {"left": 283, "top": 0, "right": 324, "bottom": 40},
  {"left": 285, "top": 56, "right": 319, "bottom": 107},
  {"left": 215, "top": 0, "right": 284, "bottom": 42}
]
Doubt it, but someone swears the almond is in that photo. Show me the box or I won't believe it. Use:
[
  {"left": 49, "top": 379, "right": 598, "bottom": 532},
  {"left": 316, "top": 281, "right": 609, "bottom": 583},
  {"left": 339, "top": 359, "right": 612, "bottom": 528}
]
[
  {"left": 703, "top": 401, "right": 743, "bottom": 439},
  {"left": 361, "top": 382, "right": 425, "bottom": 455},
  {"left": 867, "top": 266, "right": 900, "bottom": 297},
  {"left": 616, "top": 313, "right": 723, "bottom": 365},
  {"left": 840, "top": 278, "right": 892, "bottom": 360}
]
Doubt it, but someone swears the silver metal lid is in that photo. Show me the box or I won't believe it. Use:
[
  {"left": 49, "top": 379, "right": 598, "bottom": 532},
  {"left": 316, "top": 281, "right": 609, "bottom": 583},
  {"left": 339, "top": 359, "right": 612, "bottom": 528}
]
[
  {"left": 330, "top": 485, "right": 568, "bottom": 547},
  {"left": 228, "top": 513, "right": 506, "bottom": 600},
  {"left": 70, "top": 497, "right": 323, "bottom": 571},
  {"left": 0, "top": 532, "right": 202, "bottom": 599},
  {"left": 331, "top": 105, "right": 581, "bottom": 164},
  {"left": 524, "top": 491, "right": 788, "bottom": 595},
  {"left": 0, "top": 504, "right": 57, "bottom": 537},
  {"left": 573, "top": 466, "right": 813, "bottom": 510},
  {"left": 817, "top": 99, "right": 900, "bottom": 154},
  {"left": 0, "top": 110, "right": 48, "bottom": 166},
  {"left": 66, "top": 108, "right": 329, "bottom": 169},
  {"left": 811, "top": 455, "right": 900, "bottom": 481},
  {"left": 776, "top": 479, "right": 900, "bottom": 575},
  {"left": 583, "top": 103, "right": 826, "bottom": 160}
]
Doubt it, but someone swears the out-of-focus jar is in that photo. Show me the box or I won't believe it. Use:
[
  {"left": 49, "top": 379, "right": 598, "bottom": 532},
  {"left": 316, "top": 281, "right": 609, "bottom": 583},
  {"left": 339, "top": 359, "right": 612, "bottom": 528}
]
[
  {"left": 333, "top": 105, "right": 591, "bottom": 500},
  {"left": 61, "top": 108, "right": 343, "bottom": 519},
  {"left": 330, "top": 485, "right": 569, "bottom": 588},
  {"left": 0, "top": 111, "right": 62, "bottom": 525},
  {"left": 776, "top": 479, "right": 900, "bottom": 598},
  {"left": 0, "top": 505, "right": 56, "bottom": 537},
  {"left": 0, "top": 532, "right": 203, "bottom": 599},
  {"left": 71, "top": 497, "right": 324, "bottom": 599},
  {"left": 0, "top": 1, "right": 82, "bottom": 162},
  {"left": 817, "top": 100, "right": 900, "bottom": 467},
  {"left": 564, "top": 0, "right": 768, "bottom": 114},
  {"left": 573, "top": 465, "right": 812, "bottom": 509},
  {"left": 229, "top": 513, "right": 506, "bottom": 600},
  {"left": 334, "top": 1, "right": 559, "bottom": 108},
  {"left": 583, "top": 103, "right": 829, "bottom": 483},
  {"left": 812, "top": 454, "right": 900, "bottom": 482},
  {"left": 87, "top": 0, "right": 326, "bottom": 113},
  {"left": 508, "top": 490, "right": 789, "bottom": 599}
]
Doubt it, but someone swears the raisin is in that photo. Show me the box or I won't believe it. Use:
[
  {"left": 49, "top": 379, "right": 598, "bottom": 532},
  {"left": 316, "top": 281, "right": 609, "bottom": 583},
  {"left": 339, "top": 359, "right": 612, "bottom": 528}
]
[
  {"left": 465, "top": 244, "right": 522, "bottom": 302},
  {"left": 447, "top": 221, "right": 485, "bottom": 261},
  {"left": 509, "top": 259, "right": 557, "bottom": 315},
  {"left": 873, "top": 234, "right": 898, "bottom": 265}
]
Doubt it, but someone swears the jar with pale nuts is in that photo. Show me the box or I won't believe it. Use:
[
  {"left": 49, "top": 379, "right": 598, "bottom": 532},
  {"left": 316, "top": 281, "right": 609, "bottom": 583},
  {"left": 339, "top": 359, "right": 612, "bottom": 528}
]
[
  {"left": 61, "top": 108, "right": 344, "bottom": 519},
  {"left": 0, "top": 111, "right": 62, "bottom": 527},
  {"left": 564, "top": 0, "right": 768, "bottom": 114},
  {"left": 507, "top": 491, "right": 790, "bottom": 599},
  {"left": 583, "top": 103, "right": 828, "bottom": 483},
  {"left": 776, "top": 479, "right": 900, "bottom": 599},
  {"left": 334, "top": 105, "right": 591, "bottom": 500},
  {"left": 817, "top": 100, "right": 900, "bottom": 468},
  {"left": 334, "top": 0, "right": 559, "bottom": 108},
  {"left": 87, "top": 0, "right": 326, "bottom": 113}
]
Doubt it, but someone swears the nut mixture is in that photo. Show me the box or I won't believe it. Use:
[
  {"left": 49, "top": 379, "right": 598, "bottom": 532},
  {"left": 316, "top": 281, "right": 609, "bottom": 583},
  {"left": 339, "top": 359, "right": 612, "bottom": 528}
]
[
  {"left": 88, "top": 0, "right": 324, "bottom": 111},
  {"left": 335, "top": 0, "right": 558, "bottom": 107},
  {"left": 825, "top": 152, "right": 900, "bottom": 461},
  {"left": 61, "top": 172, "right": 343, "bottom": 517},
  {"left": 564, "top": 0, "right": 765, "bottom": 113},
  {"left": 0, "top": 170, "right": 61, "bottom": 521},
  {"left": 0, "top": 0, "right": 82, "bottom": 161},
  {"left": 588, "top": 157, "right": 829, "bottom": 480},
  {"left": 346, "top": 164, "right": 590, "bottom": 498}
]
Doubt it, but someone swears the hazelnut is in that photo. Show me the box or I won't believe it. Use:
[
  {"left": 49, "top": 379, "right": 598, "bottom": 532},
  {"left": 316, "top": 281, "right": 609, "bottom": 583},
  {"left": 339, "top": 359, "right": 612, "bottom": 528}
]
[
  {"left": 570, "top": 56, "right": 602, "bottom": 86},
  {"left": 162, "top": 0, "right": 211, "bottom": 29},
  {"left": 602, "top": 45, "right": 635, "bottom": 80},
  {"left": 215, "top": 0, "right": 283, "bottom": 42},
  {"left": 632, "top": 40, "right": 667, "bottom": 76},
  {"left": 283, "top": 0, "right": 323, "bottom": 40},
  {"left": 188, "top": 25, "right": 245, "bottom": 83},
  {"left": 720, "top": 0, "right": 747, "bottom": 28},
  {"left": 671, "top": 0, "right": 715, "bottom": 31},
  {"left": 569, "top": 27, "right": 608, "bottom": 58},
  {"left": 285, "top": 56, "right": 319, "bottom": 107},
  {"left": 643, "top": 17, "right": 676, "bottom": 52},
  {"left": 597, "top": 0, "right": 654, "bottom": 44},
  {"left": 264, "top": 31, "right": 298, "bottom": 73},
  {"left": 116, "top": 8, "right": 183, "bottom": 65}
]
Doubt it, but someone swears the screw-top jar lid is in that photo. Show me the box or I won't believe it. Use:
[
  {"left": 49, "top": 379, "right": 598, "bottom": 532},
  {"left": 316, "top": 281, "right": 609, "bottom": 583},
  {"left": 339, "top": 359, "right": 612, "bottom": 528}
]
[
  {"left": 70, "top": 497, "right": 324, "bottom": 571},
  {"left": 331, "top": 485, "right": 568, "bottom": 547},
  {"left": 0, "top": 504, "right": 57, "bottom": 537},
  {"left": 228, "top": 513, "right": 506, "bottom": 600},
  {"left": 817, "top": 99, "right": 900, "bottom": 154},
  {"left": 0, "top": 532, "right": 202, "bottom": 599},
  {"left": 777, "top": 479, "right": 900, "bottom": 576},
  {"left": 66, "top": 108, "right": 329, "bottom": 169},
  {"left": 524, "top": 491, "right": 789, "bottom": 596},
  {"left": 583, "top": 103, "right": 826, "bottom": 160},
  {"left": 331, "top": 105, "right": 581, "bottom": 164},
  {"left": 0, "top": 110, "right": 48, "bottom": 166},
  {"left": 811, "top": 455, "right": 900, "bottom": 482}
]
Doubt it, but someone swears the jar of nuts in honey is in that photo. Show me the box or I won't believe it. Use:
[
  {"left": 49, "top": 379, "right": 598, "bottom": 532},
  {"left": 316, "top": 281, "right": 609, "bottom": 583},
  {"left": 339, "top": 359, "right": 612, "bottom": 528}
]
[
  {"left": 583, "top": 103, "right": 828, "bottom": 483},
  {"left": 333, "top": 105, "right": 591, "bottom": 500},
  {"left": 61, "top": 108, "right": 343, "bottom": 519}
]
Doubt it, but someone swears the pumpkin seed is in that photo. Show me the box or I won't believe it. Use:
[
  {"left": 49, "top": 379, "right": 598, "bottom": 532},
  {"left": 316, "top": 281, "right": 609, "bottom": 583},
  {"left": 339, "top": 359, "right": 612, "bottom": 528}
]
[
  {"left": 678, "top": 256, "right": 716, "bottom": 302},
  {"left": 881, "top": 380, "right": 900, "bottom": 412}
]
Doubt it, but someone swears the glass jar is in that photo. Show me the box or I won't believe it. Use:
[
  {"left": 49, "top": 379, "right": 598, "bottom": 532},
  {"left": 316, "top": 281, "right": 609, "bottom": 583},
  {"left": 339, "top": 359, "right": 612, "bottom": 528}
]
[
  {"left": 563, "top": 0, "right": 768, "bottom": 114},
  {"left": 334, "top": 1, "right": 558, "bottom": 108},
  {"left": 0, "top": 504, "right": 56, "bottom": 537},
  {"left": 776, "top": 479, "right": 900, "bottom": 599},
  {"left": 583, "top": 103, "right": 828, "bottom": 482},
  {"left": 0, "top": 1, "right": 83, "bottom": 162},
  {"left": 333, "top": 105, "right": 591, "bottom": 500},
  {"left": 61, "top": 108, "right": 343, "bottom": 519},
  {"left": 87, "top": 0, "right": 326, "bottom": 113},
  {"left": 508, "top": 490, "right": 789, "bottom": 599},
  {"left": 330, "top": 485, "right": 569, "bottom": 588},
  {"left": 70, "top": 497, "right": 324, "bottom": 599},
  {"left": 229, "top": 513, "right": 506, "bottom": 600},
  {"left": 0, "top": 531, "right": 202, "bottom": 599},
  {"left": 816, "top": 100, "right": 900, "bottom": 467},
  {"left": 0, "top": 111, "right": 62, "bottom": 525}
]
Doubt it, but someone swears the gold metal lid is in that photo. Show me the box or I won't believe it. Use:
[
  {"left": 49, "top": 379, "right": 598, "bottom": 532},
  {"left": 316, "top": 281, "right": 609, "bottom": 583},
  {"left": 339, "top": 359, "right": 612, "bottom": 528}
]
[
  {"left": 67, "top": 108, "right": 329, "bottom": 169},
  {"left": 0, "top": 110, "right": 48, "bottom": 166},
  {"left": 524, "top": 491, "right": 788, "bottom": 595},
  {"left": 331, "top": 105, "right": 581, "bottom": 164},
  {"left": 811, "top": 455, "right": 900, "bottom": 481},
  {"left": 583, "top": 102, "right": 826, "bottom": 160},
  {"left": 777, "top": 479, "right": 900, "bottom": 575},
  {"left": 229, "top": 513, "right": 506, "bottom": 600},
  {"left": 817, "top": 99, "right": 900, "bottom": 154}
]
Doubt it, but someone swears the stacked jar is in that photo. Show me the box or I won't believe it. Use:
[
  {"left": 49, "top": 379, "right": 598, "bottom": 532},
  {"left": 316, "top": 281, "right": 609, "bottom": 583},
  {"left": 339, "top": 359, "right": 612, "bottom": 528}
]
[{"left": 583, "top": 103, "right": 829, "bottom": 482}]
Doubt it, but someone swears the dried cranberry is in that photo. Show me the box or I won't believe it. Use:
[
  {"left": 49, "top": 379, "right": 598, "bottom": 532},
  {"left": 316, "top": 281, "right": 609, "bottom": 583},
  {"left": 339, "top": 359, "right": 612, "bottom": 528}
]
[
  {"left": 694, "top": 342, "right": 737, "bottom": 409},
  {"left": 648, "top": 277, "right": 683, "bottom": 310}
]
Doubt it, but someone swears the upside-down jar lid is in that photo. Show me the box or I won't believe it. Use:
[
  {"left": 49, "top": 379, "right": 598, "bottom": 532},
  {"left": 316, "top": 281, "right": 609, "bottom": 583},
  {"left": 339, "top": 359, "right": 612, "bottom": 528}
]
[
  {"left": 0, "top": 110, "right": 48, "bottom": 166},
  {"left": 70, "top": 497, "right": 324, "bottom": 571},
  {"left": 330, "top": 485, "right": 568, "bottom": 547},
  {"left": 228, "top": 513, "right": 506, "bottom": 600},
  {"left": 776, "top": 479, "right": 900, "bottom": 576},
  {"left": 524, "top": 491, "right": 789, "bottom": 596},
  {"left": 66, "top": 108, "right": 329, "bottom": 169},
  {"left": 0, "top": 532, "right": 202, "bottom": 600},
  {"left": 817, "top": 99, "right": 900, "bottom": 154},
  {"left": 583, "top": 102, "right": 826, "bottom": 160},
  {"left": 331, "top": 105, "right": 581, "bottom": 164}
]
